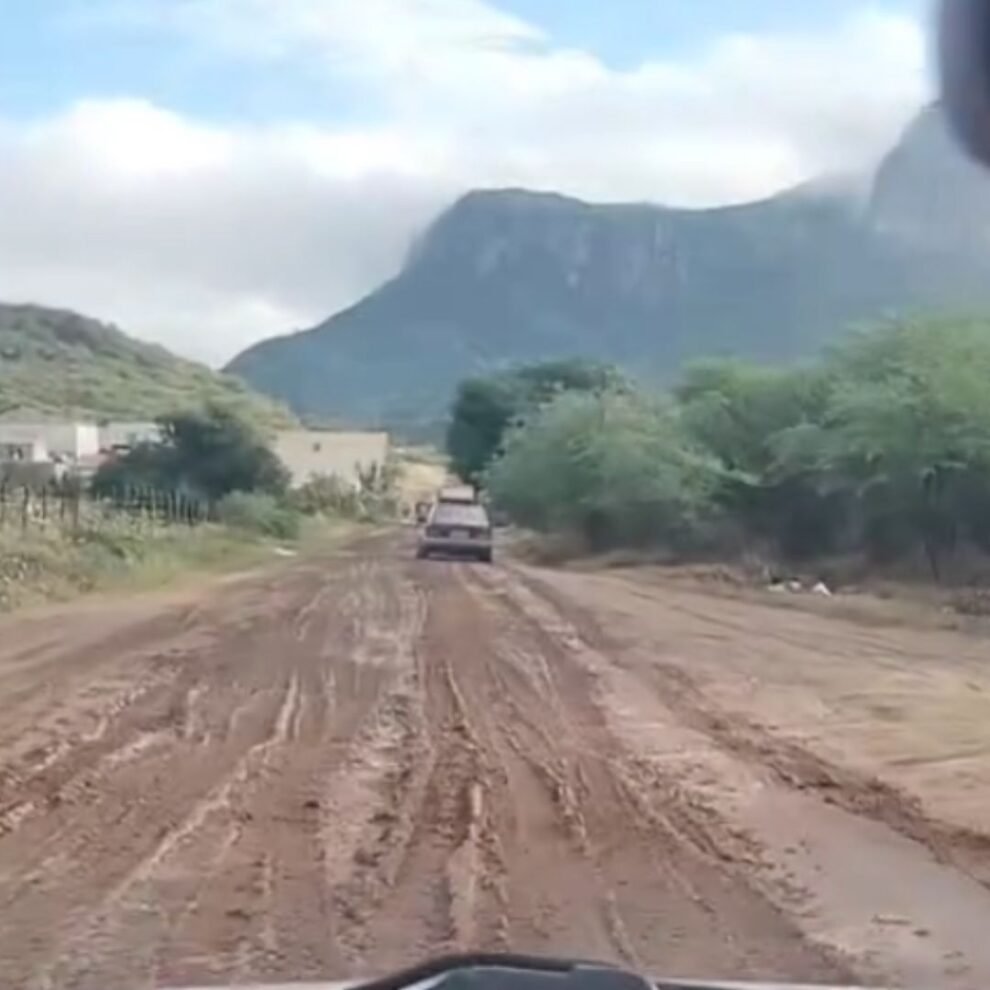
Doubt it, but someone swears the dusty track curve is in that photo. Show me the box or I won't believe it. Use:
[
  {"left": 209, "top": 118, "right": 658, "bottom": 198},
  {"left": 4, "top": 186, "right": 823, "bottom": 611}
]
[{"left": 1, "top": 536, "right": 988, "bottom": 988}]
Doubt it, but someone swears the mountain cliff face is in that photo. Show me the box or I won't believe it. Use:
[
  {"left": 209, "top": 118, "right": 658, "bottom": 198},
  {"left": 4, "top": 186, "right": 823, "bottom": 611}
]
[
  {"left": 228, "top": 105, "right": 990, "bottom": 431},
  {"left": 870, "top": 105, "right": 990, "bottom": 247}
]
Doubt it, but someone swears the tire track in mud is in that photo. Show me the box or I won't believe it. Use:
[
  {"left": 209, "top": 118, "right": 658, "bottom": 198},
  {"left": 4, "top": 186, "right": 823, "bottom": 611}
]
[
  {"left": 7, "top": 620, "right": 317, "bottom": 985},
  {"left": 0, "top": 539, "right": 854, "bottom": 989},
  {"left": 0, "top": 550, "right": 424, "bottom": 989},
  {"left": 508, "top": 566, "right": 990, "bottom": 894},
  {"left": 447, "top": 579, "right": 638, "bottom": 963},
  {"left": 455, "top": 563, "right": 846, "bottom": 982},
  {"left": 329, "top": 569, "right": 506, "bottom": 968},
  {"left": 249, "top": 559, "right": 840, "bottom": 982},
  {"left": 305, "top": 559, "right": 633, "bottom": 968},
  {"left": 134, "top": 558, "right": 423, "bottom": 990}
]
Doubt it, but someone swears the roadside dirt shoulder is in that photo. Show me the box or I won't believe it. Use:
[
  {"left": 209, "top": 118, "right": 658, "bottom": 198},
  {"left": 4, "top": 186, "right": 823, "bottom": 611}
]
[
  {"left": 517, "top": 563, "right": 990, "bottom": 985},
  {"left": 530, "top": 565, "right": 990, "bottom": 841}
]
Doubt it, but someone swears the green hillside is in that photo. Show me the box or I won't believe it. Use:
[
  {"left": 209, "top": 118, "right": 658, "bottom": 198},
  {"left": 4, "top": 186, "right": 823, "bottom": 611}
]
[{"left": 0, "top": 304, "right": 294, "bottom": 428}]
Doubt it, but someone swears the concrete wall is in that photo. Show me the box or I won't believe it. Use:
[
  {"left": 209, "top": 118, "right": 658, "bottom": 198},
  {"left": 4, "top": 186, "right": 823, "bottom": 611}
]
[
  {"left": 0, "top": 438, "right": 48, "bottom": 463},
  {"left": 274, "top": 431, "right": 390, "bottom": 489},
  {"left": 49, "top": 423, "right": 100, "bottom": 459},
  {"left": 0, "top": 422, "right": 99, "bottom": 459}
]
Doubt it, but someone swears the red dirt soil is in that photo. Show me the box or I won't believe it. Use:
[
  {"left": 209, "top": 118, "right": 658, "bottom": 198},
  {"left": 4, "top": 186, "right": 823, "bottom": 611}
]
[{"left": 1, "top": 535, "right": 989, "bottom": 989}]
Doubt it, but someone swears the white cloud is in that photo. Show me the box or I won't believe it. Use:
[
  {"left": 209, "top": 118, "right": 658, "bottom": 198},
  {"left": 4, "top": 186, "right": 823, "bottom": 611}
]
[
  {"left": 82, "top": 0, "right": 544, "bottom": 65},
  {"left": 0, "top": 100, "right": 446, "bottom": 363},
  {"left": 1, "top": 3, "right": 930, "bottom": 364},
  {"left": 22, "top": 99, "right": 235, "bottom": 177}
]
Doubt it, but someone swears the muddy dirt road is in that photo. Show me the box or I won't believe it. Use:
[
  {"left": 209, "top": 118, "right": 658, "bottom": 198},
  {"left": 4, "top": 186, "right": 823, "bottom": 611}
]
[{"left": 2, "top": 538, "right": 990, "bottom": 989}]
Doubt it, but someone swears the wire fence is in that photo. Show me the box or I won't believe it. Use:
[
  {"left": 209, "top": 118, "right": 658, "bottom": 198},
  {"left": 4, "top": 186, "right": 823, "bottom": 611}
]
[{"left": 0, "top": 483, "right": 212, "bottom": 534}]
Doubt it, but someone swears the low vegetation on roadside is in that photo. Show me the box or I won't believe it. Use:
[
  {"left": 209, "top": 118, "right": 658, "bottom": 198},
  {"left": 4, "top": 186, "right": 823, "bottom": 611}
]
[
  {"left": 216, "top": 492, "right": 302, "bottom": 540},
  {"left": 92, "top": 403, "right": 290, "bottom": 501},
  {"left": 0, "top": 405, "right": 401, "bottom": 611},
  {"left": 447, "top": 359, "right": 627, "bottom": 483},
  {"left": 288, "top": 461, "right": 401, "bottom": 522},
  {"left": 456, "top": 317, "right": 990, "bottom": 583},
  {"left": 488, "top": 389, "right": 721, "bottom": 553},
  {"left": 0, "top": 521, "right": 265, "bottom": 611}
]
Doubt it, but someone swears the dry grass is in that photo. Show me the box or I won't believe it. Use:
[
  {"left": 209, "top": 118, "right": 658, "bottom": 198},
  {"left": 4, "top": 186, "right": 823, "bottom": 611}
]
[
  {"left": 0, "top": 514, "right": 360, "bottom": 613},
  {"left": 395, "top": 452, "right": 448, "bottom": 505}
]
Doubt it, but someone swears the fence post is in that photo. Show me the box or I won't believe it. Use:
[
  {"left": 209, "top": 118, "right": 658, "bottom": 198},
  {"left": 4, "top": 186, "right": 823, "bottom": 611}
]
[
  {"left": 21, "top": 487, "right": 30, "bottom": 532},
  {"left": 0, "top": 483, "right": 6, "bottom": 527}
]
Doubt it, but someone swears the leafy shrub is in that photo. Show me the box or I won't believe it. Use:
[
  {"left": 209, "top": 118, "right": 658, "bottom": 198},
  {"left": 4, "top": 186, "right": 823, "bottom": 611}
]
[
  {"left": 456, "top": 317, "right": 990, "bottom": 578},
  {"left": 94, "top": 403, "right": 288, "bottom": 501},
  {"left": 290, "top": 474, "right": 361, "bottom": 517},
  {"left": 447, "top": 360, "right": 627, "bottom": 482},
  {"left": 487, "top": 389, "right": 723, "bottom": 552},
  {"left": 676, "top": 359, "right": 843, "bottom": 559},
  {"left": 216, "top": 492, "right": 300, "bottom": 540},
  {"left": 290, "top": 459, "right": 401, "bottom": 522}
]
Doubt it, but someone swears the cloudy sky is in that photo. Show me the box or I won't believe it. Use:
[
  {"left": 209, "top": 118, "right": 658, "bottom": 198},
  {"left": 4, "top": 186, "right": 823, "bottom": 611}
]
[{"left": 0, "top": 0, "right": 931, "bottom": 365}]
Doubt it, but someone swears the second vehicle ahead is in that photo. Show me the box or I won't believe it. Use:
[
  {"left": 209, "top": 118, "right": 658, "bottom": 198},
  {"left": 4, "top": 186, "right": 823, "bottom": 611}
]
[{"left": 417, "top": 500, "right": 494, "bottom": 563}]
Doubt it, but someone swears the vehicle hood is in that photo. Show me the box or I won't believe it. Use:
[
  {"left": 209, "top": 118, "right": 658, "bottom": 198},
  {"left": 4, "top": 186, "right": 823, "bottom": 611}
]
[{"left": 171, "top": 981, "right": 873, "bottom": 990}]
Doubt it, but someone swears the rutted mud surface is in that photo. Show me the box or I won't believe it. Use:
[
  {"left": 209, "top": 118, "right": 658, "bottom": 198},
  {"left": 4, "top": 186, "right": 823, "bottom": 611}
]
[{"left": 1, "top": 537, "right": 989, "bottom": 989}]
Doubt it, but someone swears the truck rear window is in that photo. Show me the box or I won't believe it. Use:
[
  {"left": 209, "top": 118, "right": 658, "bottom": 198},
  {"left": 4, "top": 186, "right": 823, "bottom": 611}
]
[{"left": 432, "top": 504, "right": 489, "bottom": 528}]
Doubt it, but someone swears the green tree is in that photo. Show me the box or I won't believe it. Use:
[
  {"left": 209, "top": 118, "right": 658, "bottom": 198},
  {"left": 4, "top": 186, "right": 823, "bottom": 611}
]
[
  {"left": 446, "top": 376, "right": 519, "bottom": 483},
  {"left": 676, "top": 360, "right": 829, "bottom": 474},
  {"left": 467, "top": 318, "right": 990, "bottom": 577},
  {"left": 94, "top": 403, "right": 288, "bottom": 500},
  {"left": 488, "top": 388, "right": 722, "bottom": 552},
  {"left": 809, "top": 318, "right": 990, "bottom": 576},
  {"left": 676, "top": 360, "right": 840, "bottom": 557},
  {"left": 446, "top": 359, "right": 625, "bottom": 482}
]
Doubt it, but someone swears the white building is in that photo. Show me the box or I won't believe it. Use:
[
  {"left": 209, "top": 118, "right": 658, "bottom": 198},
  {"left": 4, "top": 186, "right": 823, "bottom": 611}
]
[
  {"left": 0, "top": 436, "right": 48, "bottom": 463},
  {"left": 274, "top": 430, "right": 390, "bottom": 489},
  {"left": 0, "top": 419, "right": 99, "bottom": 460},
  {"left": 99, "top": 421, "right": 162, "bottom": 451}
]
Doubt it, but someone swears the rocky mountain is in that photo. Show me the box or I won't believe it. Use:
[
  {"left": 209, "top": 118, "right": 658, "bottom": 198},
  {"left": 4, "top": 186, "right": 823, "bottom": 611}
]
[
  {"left": 0, "top": 303, "right": 293, "bottom": 428},
  {"left": 228, "top": 104, "right": 990, "bottom": 433}
]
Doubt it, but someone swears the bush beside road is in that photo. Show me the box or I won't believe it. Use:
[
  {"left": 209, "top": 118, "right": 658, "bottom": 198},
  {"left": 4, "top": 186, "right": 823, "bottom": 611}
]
[
  {"left": 0, "top": 511, "right": 360, "bottom": 612},
  {"left": 462, "top": 318, "right": 990, "bottom": 587}
]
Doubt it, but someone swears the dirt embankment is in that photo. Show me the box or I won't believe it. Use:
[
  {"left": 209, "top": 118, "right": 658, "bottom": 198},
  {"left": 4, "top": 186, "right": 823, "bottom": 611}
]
[{"left": 1, "top": 535, "right": 989, "bottom": 989}]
